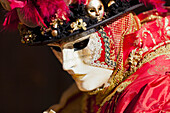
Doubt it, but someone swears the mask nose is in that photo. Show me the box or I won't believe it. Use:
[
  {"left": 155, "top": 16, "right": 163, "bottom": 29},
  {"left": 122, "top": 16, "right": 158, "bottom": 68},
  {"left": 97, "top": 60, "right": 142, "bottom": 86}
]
[
  {"left": 96, "top": 10, "right": 100, "bottom": 16},
  {"left": 62, "top": 49, "right": 76, "bottom": 71}
]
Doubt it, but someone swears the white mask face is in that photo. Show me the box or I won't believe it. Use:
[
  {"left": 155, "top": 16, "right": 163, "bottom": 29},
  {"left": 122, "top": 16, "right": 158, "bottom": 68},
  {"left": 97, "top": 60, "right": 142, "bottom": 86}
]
[{"left": 49, "top": 33, "right": 113, "bottom": 91}]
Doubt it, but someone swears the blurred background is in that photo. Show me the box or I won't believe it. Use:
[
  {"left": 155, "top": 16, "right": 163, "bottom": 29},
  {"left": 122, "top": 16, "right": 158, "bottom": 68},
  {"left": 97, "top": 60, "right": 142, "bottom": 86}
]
[
  {"left": 0, "top": 6, "right": 73, "bottom": 113},
  {"left": 0, "top": 1, "right": 170, "bottom": 113}
]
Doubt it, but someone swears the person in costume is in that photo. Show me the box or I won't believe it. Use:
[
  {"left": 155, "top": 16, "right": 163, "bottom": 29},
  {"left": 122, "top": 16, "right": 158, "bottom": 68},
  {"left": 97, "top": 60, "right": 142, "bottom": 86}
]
[{"left": 0, "top": 0, "right": 169, "bottom": 112}]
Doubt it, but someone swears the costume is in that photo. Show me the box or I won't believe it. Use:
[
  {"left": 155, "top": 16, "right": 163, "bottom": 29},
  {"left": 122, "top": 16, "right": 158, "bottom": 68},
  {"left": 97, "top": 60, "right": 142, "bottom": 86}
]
[
  {"left": 1, "top": 0, "right": 169, "bottom": 113},
  {"left": 44, "top": 8, "right": 170, "bottom": 113},
  {"left": 85, "top": 9, "right": 170, "bottom": 112}
]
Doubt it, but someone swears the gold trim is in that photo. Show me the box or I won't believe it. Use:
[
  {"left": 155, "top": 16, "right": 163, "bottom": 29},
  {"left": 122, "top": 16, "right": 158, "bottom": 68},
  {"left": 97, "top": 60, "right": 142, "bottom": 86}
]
[
  {"left": 138, "top": 43, "right": 170, "bottom": 69},
  {"left": 141, "top": 15, "right": 163, "bottom": 25}
]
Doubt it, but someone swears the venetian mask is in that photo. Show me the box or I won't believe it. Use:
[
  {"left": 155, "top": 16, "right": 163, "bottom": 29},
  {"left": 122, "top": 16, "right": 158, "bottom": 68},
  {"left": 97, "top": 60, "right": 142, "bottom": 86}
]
[
  {"left": 48, "top": 9, "right": 137, "bottom": 93},
  {"left": 86, "top": 0, "right": 104, "bottom": 21},
  {"left": 49, "top": 31, "right": 115, "bottom": 91}
]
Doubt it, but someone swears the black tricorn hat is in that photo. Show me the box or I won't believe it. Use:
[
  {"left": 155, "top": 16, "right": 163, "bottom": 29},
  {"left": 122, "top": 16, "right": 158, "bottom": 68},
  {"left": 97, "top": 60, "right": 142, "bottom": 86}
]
[{"left": 1, "top": 0, "right": 166, "bottom": 45}]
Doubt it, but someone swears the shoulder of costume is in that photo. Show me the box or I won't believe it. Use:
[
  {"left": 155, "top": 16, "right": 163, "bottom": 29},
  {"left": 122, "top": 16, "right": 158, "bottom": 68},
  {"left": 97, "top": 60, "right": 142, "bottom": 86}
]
[{"left": 123, "top": 7, "right": 170, "bottom": 68}]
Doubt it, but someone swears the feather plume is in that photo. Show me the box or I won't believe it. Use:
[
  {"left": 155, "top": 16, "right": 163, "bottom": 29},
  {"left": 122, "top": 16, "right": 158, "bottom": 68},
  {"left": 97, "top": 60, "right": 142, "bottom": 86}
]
[
  {"left": 8, "top": 0, "right": 27, "bottom": 9},
  {"left": 3, "top": 0, "right": 167, "bottom": 29},
  {"left": 19, "top": 1, "right": 39, "bottom": 25},
  {"left": 3, "top": 0, "right": 47, "bottom": 28},
  {"left": 2, "top": 0, "right": 27, "bottom": 28},
  {"left": 3, "top": 9, "right": 19, "bottom": 29},
  {"left": 37, "top": 0, "right": 70, "bottom": 21}
]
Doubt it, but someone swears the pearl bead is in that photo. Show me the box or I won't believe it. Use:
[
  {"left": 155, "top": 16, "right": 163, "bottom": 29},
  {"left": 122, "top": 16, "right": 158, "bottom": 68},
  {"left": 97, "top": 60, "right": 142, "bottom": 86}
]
[{"left": 51, "top": 30, "right": 58, "bottom": 37}]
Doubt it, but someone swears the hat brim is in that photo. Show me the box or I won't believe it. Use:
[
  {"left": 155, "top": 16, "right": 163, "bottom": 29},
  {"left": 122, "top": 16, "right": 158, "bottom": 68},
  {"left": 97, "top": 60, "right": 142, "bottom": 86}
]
[{"left": 30, "top": 3, "right": 144, "bottom": 46}]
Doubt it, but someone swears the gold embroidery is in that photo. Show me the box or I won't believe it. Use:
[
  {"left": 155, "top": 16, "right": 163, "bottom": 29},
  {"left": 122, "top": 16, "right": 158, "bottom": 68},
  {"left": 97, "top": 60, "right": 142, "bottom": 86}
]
[
  {"left": 110, "top": 39, "right": 116, "bottom": 62},
  {"left": 165, "top": 17, "right": 169, "bottom": 28},
  {"left": 129, "top": 42, "right": 170, "bottom": 73},
  {"left": 166, "top": 55, "right": 170, "bottom": 60},
  {"left": 148, "top": 59, "right": 156, "bottom": 65},
  {"left": 138, "top": 43, "right": 170, "bottom": 70},
  {"left": 142, "top": 28, "right": 156, "bottom": 44},
  {"left": 117, "top": 81, "right": 132, "bottom": 93},
  {"left": 129, "top": 48, "right": 143, "bottom": 72},
  {"left": 164, "top": 17, "right": 170, "bottom": 38},
  {"left": 147, "top": 65, "right": 169, "bottom": 75},
  {"left": 155, "top": 17, "right": 170, "bottom": 41},
  {"left": 141, "top": 15, "right": 163, "bottom": 26}
]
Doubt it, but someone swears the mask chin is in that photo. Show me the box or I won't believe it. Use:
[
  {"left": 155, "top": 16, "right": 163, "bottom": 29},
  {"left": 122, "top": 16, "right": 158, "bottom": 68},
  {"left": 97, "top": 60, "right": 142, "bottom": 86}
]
[{"left": 72, "top": 65, "right": 113, "bottom": 92}]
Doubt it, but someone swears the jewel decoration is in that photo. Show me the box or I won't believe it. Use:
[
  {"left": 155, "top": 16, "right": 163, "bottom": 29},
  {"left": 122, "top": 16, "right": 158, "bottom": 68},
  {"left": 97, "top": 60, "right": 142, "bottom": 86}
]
[{"left": 70, "top": 19, "right": 87, "bottom": 32}]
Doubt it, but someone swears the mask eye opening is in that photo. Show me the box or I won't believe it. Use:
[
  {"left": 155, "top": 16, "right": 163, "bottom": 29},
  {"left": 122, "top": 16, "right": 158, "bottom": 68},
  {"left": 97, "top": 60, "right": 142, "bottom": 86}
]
[
  {"left": 99, "top": 5, "right": 102, "bottom": 10},
  {"left": 73, "top": 38, "right": 90, "bottom": 51},
  {"left": 90, "top": 9, "right": 95, "bottom": 12}
]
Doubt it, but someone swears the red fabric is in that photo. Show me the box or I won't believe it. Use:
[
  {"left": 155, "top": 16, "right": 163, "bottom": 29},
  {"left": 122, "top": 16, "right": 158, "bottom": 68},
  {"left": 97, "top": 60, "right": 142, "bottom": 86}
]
[
  {"left": 115, "top": 55, "right": 170, "bottom": 113},
  {"left": 123, "top": 15, "right": 170, "bottom": 65},
  {"left": 91, "top": 13, "right": 136, "bottom": 70},
  {"left": 115, "top": 13, "right": 170, "bottom": 113},
  {"left": 91, "top": 10, "right": 170, "bottom": 113}
]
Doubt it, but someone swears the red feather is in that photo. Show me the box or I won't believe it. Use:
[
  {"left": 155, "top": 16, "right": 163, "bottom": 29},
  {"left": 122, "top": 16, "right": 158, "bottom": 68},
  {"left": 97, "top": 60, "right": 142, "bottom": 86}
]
[
  {"left": 3, "top": 0, "right": 167, "bottom": 29},
  {"left": 3, "top": 9, "right": 19, "bottom": 29},
  {"left": 19, "top": 1, "right": 39, "bottom": 24},
  {"left": 37, "top": 0, "right": 70, "bottom": 21},
  {"left": 8, "top": 0, "right": 27, "bottom": 9},
  {"left": 4, "top": 0, "right": 47, "bottom": 28}
]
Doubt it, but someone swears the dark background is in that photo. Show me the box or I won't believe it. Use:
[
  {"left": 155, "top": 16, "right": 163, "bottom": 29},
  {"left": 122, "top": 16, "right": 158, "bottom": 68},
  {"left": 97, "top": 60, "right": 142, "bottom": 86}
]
[
  {"left": 0, "top": 1, "right": 169, "bottom": 113},
  {"left": 0, "top": 6, "right": 73, "bottom": 113}
]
